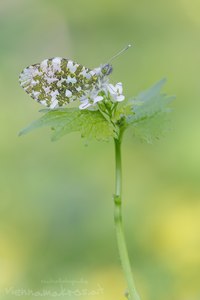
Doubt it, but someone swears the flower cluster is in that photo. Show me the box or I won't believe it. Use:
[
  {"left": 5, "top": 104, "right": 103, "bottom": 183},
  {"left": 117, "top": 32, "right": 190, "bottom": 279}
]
[{"left": 79, "top": 82, "right": 125, "bottom": 110}]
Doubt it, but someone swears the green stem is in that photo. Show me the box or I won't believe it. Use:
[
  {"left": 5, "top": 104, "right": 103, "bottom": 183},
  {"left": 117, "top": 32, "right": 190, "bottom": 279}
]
[{"left": 114, "top": 136, "right": 141, "bottom": 300}]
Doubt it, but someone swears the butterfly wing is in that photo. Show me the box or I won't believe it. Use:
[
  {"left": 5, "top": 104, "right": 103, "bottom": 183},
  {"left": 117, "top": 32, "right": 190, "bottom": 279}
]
[{"left": 19, "top": 57, "right": 100, "bottom": 108}]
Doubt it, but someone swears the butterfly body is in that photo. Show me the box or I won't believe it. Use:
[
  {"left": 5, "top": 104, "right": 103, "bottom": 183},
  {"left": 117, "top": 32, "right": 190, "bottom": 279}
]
[{"left": 19, "top": 57, "right": 112, "bottom": 109}]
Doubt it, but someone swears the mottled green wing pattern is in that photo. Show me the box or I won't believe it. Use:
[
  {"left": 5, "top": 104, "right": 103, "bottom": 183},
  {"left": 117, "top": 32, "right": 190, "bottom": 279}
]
[{"left": 19, "top": 57, "right": 100, "bottom": 108}]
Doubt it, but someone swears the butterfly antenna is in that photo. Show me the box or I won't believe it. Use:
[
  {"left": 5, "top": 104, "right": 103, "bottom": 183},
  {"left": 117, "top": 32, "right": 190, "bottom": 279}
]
[{"left": 106, "top": 44, "right": 132, "bottom": 64}]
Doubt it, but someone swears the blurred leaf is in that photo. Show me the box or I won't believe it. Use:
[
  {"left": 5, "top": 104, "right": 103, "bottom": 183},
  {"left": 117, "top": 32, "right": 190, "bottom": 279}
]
[
  {"left": 126, "top": 79, "right": 175, "bottom": 143},
  {"left": 19, "top": 108, "right": 115, "bottom": 142}
]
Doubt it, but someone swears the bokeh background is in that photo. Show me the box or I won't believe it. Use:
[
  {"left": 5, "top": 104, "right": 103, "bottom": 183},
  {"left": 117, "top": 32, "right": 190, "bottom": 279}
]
[{"left": 0, "top": 0, "right": 200, "bottom": 299}]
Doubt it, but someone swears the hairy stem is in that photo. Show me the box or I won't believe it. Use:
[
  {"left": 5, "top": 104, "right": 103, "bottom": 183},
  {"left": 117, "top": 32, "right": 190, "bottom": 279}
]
[{"left": 114, "top": 137, "right": 141, "bottom": 300}]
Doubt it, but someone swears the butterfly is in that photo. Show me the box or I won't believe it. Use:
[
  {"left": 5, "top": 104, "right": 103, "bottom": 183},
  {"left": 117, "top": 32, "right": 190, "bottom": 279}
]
[{"left": 19, "top": 45, "right": 131, "bottom": 109}]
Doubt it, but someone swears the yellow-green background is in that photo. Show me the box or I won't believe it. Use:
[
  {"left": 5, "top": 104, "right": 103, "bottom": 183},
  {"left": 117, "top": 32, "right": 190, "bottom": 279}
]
[{"left": 0, "top": 1, "right": 200, "bottom": 299}]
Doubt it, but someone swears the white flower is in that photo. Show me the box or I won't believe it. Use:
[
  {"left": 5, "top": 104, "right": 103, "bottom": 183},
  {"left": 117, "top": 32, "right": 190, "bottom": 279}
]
[
  {"left": 78, "top": 77, "right": 125, "bottom": 110},
  {"left": 79, "top": 95, "right": 104, "bottom": 110},
  {"left": 107, "top": 82, "right": 125, "bottom": 102},
  {"left": 79, "top": 88, "right": 104, "bottom": 110}
]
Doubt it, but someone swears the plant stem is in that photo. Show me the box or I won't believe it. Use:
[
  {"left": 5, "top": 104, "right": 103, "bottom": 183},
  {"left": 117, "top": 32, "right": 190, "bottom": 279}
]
[{"left": 114, "top": 137, "right": 141, "bottom": 300}]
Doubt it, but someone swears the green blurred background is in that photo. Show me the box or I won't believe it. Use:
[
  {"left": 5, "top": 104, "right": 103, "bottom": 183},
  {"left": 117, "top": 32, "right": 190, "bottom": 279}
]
[{"left": 0, "top": 0, "right": 200, "bottom": 299}]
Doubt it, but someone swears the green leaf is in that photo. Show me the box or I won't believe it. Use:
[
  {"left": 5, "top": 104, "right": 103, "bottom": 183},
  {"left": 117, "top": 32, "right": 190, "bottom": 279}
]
[
  {"left": 126, "top": 79, "right": 175, "bottom": 143},
  {"left": 19, "top": 108, "right": 115, "bottom": 142}
]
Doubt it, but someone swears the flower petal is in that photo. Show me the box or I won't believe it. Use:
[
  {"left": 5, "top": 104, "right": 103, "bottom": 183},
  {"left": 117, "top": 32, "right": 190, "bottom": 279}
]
[
  {"left": 93, "top": 96, "right": 104, "bottom": 103},
  {"left": 116, "top": 95, "right": 125, "bottom": 102},
  {"left": 79, "top": 99, "right": 91, "bottom": 110},
  {"left": 116, "top": 82, "right": 123, "bottom": 94},
  {"left": 107, "top": 84, "right": 116, "bottom": 94}
]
